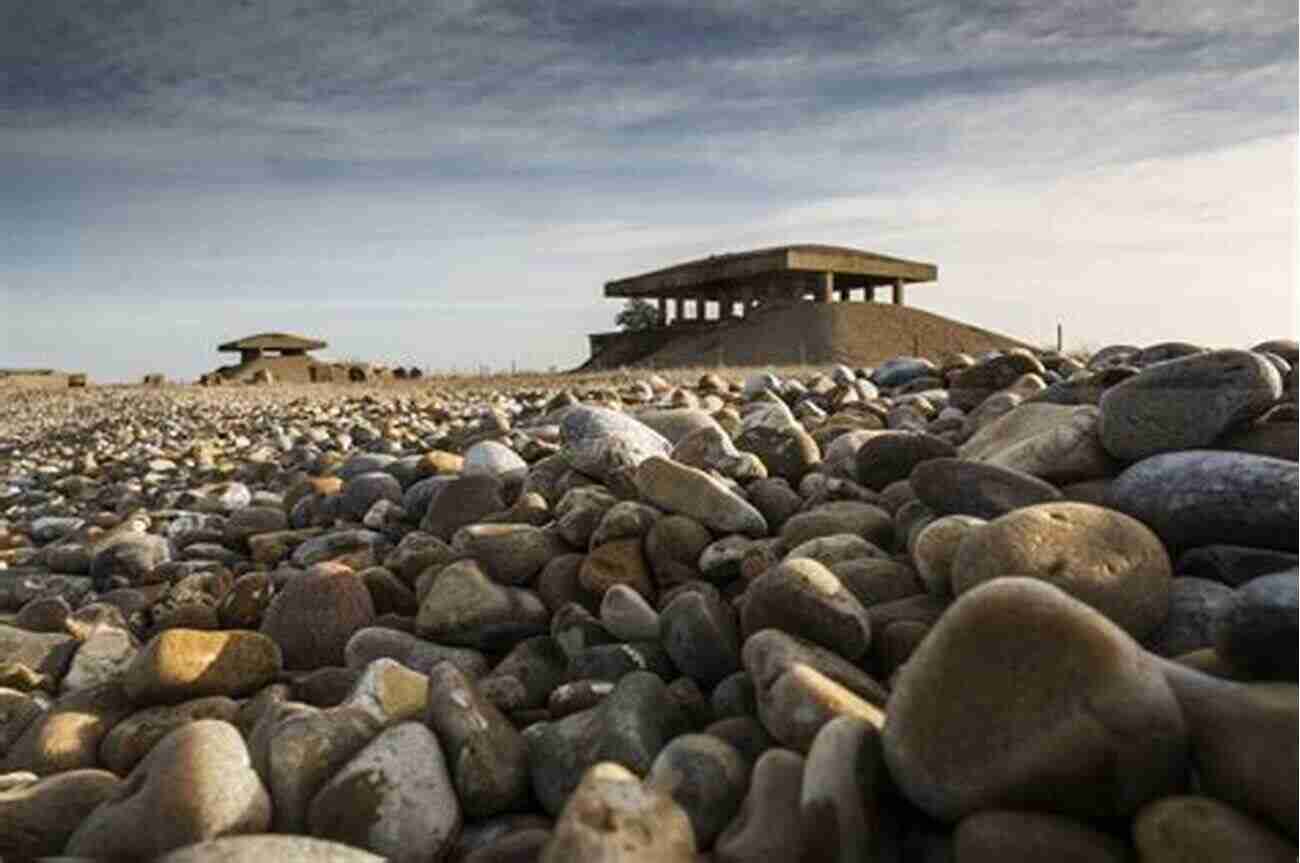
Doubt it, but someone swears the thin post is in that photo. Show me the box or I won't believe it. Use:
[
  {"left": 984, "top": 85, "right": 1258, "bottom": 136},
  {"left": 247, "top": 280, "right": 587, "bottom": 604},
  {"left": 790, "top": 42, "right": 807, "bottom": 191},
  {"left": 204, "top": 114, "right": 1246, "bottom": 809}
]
[
  {"left": 817, "top": 272, "right": 834, "bottom": 303},
  {"left": 1056, "top": 322, "right": 1063, "bottom": 353}
]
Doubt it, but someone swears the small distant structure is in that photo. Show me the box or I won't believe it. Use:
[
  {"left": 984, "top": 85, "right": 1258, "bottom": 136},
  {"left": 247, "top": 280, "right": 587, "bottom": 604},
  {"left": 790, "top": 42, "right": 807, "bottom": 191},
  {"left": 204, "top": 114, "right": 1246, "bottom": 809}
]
[
  {"left": 0, "top": 368, "right": 88, "bottom": 389},
  {"left": 142, "top": 373, "right": 165, "bottom": 387},
  {"left": 208, "top": 332, "right": 332, "bottom": 384}
]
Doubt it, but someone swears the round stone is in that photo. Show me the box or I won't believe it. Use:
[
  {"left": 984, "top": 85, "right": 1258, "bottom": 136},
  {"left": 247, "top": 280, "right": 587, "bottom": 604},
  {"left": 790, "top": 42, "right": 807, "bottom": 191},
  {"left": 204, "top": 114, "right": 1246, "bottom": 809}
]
[
  {"left": 1212, "top": 571, "right": 1298, "bottom": 679},
  {"left": 634, "top": 456, "right": 767, "bottom": 537},
  {"left": 1099, "top": 349, "right": 1282, "bottom": 461},
  {"left": 954, "top": 810, "right": 1130, "bottom": 863},
  {"left": 882, "top": 578, "right": 1188, "bottom": 821},
  {"left": 854, "top": 431, "right": 956, "bottom": 491},
  {"left": 741, "top": 558, "right": 872, "bottom": 661},
  {"left": 660, "top": 589, "right": 741, "bottom": 689},
  {"left": 1134, "top": 795, "right": 1296, "bottom": 863},
  {"left": 909, "top": 457, "right": 1063, "bottom": 519},
  {"left": 541, "top": 762, "right": 696, "bottom": 863},
  {"left": 339, "top": 472, "right": 403, "bottom": 522},
  {"left": 424, "top": 662, "right": 530, "bottom": 817},
  {"left": 0, "top": 769, "right": 123, "bottom": 860},
  {"left": 911, "top": 515, "right": 986, "bottom": 598},
  {"left": 1107, "top": 451, "right": 1298, "bottom": 553},
  {"left": 260, "top": 567, "right": 375, "bottom": 669},
  {"left": 713, "top": 748, "right": 807, "bottom": 862},
  {"left": 647, "top": 733, "right": 748, "bottom": 848},
  {"left": 952, "top": 502, "right": 1172, "bottom": 639},
  {"left": 124, "top": 629, "right": 282, "bottom": 704},
  {"left": 307, "top": 721, "right": 461, "bottom": 863},
  {"left": 66, "top": 720, "right": 271, "bottom": 859},
  {"left": 1142, "top": 577, "right": 1235, "bottom": 659}
]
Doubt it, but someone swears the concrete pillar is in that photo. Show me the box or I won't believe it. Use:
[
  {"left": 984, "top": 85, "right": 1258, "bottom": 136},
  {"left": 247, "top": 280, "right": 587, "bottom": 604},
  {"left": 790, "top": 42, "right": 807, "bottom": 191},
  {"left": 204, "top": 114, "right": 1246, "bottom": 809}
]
[
  {"left": 817, "top": 272, "right": 834, "bottom": 303},
  {"left": 892, "top": 278, "right": 905, "bottom": 306},
  {"left": 865, "top": 286, "right": 875, "bottom": 302},
  {"left": 837, "top": 287, "right": 850, "bottom": 303},
  {"left": 655, "top": 297, "right": 666, "bottom": 326}
]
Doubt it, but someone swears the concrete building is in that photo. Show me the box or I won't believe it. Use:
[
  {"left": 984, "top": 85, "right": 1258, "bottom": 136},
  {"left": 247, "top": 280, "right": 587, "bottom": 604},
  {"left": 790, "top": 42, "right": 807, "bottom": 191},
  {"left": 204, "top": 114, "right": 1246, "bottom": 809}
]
[
  {"left": 588, "top": 244, "right": 939, "bottom": 366},
  {"left": 209, "top": 332, "right": 332, "bottom": 383}
]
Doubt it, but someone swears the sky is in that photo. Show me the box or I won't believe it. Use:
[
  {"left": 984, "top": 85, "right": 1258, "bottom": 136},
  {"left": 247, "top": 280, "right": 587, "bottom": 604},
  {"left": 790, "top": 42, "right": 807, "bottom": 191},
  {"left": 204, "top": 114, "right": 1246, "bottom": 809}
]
[{"left": 2, "top": 0, "right": 1297, "bottom": 382}]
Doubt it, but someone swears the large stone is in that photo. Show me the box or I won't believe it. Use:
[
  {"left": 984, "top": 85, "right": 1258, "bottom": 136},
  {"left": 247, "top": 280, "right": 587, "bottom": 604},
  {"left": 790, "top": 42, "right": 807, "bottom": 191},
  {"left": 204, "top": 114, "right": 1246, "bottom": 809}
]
[
  {"left": 421, "top": 474, "right": 507, "bottom": 540},
  {"left": 713, "top": 748, "right": 806, "bottom": 863},
  {"left": 1212, "top": 571, "right": 1298, "bottom": 679},
  {"left": 671, "top": 424, "right": 767, "bottom": 482},
  {"left": 66, "top": 719, "right": 271, "bottom": 859},
  {"left": 634, "top": 456, "right": 767, "bottom": 537},
  {"left": 99, "top": 695, "right": 241, "bottom": 774},
  {"left": 954, "top": 810, "right": 1130, "bottom": 863},
  {"left": 344, "top": 626, "right": 490, "bottom": 679},
  {"left": 415, "top": 560, "right": 549, "bottom": 652},
  {"left": 155, "top": 835, "right": 386, "bottom": 863},
  {"left": 0, "top": 682, "right": 135, "bottom": 774},
  {"left": 910, "top": 457, "right": 1062, "bottom": 519},
  {"left": 90, "top": 533, "right": 171, "bottom": 589},
  {"left": 779, "top": 501, "right": 893, "bottom": 551},
  {"left": 124, "top": 628, "right": 282, "bottom": 704},
  {"left": 463, "top": 440, "right": 528, "bottom": 480},
  {"left": 523, "top": 671, "right": 690, "bottom": 815},
  {"left": 960, "top": 403, "right": 1117, "bottom": 483},
  {"left": 260, "top": 567, "right": 375, "bottom": 670},
  {"left": 580, "top": 538, "right": 656, "bottom": 602},
  {"left": 952, "top": 501, "right": 1172, "bottom": 639},
  {"left": 735, "top": 423, "right": 821, "bottom": 484},
  {"left": 645, "top": 515, "right": 713, "bottom": 589},
  {"left": 452, "top": 524, "right": 566, "bottom": 586},
  {"left": 1175, "top": 544, "right": 1300, "bottom": 586},
  {"left": 1161, "top": 665, "right": 1297, "bottom": 838},
  {"left": 0, "top": 624, "right": 77, "bottom": 683},
  {"left": 0, "top": 769, "right": 123, "bottom": 860},
  {"left": 800, "top": 716, "right": 897, "bottom": 863},
  {"left": 561, "top": 406, "right": 672, "bottom": 489},
  {"left": 1133, "top": 795, "right": 1296, "bottom": 863},
  {"left": 307, "top": 721, "right": 461, "bottom": 863},
  {"left": 1099, "top": 349, "right": 1282, "bottom": 461},
  {"left": 741, "top": 558, "right": 872, "bottom": 661},
  {"left": 910, "top": 514, "right": 985, "bottom": 597},
  {"left": 424, "top": 661, "right": 530, "bottom": 817},
  {"left": 338, "top": 472, "right": 403, "bottom": 522},
  {"left": 949, "top": 352, "right": 1047, "bottom": 411},
  {"left": 1107, "top": 450, "right": 1298, "bottom": 552},
  {"left": 882, "top": 578, "right": 1188, "bottom": 822},
  {"left": 660, "top": 588, "right": 741, "bottom": 688},
  {"left": 853, "top": 431, "right": 956, "bottom": 491},
  {"left": 1143, "top": 577, "right": 1234, "bottom": 659},
  {"left": 647, "top": 733, "right": 748, "bottom": 848},
  {"left": 253, "top": 702, "right": 382, "bottom": 834},
  {"left": 541, "top": 762, "right": 696, "bottom": 863},
  {"left": 638, "top": 407, "right": 726, "bottom": 444}
]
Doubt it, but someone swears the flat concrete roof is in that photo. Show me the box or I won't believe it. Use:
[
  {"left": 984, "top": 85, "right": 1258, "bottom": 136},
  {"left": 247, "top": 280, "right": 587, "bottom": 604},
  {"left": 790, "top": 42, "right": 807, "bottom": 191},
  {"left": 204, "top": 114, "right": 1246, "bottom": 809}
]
[
  {"left": 605, "top": 244, "right": 937, "bottom": 298},
  {"left": 218, "top": 332, "right": 327, "bottom": 352}
]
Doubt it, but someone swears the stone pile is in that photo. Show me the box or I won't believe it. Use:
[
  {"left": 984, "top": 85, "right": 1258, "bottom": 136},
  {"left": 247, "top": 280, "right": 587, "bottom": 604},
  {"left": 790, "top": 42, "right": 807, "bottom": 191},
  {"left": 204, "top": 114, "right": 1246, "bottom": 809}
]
[{"left": 0, "top": 340, "right": 1296, "bottom": 862}]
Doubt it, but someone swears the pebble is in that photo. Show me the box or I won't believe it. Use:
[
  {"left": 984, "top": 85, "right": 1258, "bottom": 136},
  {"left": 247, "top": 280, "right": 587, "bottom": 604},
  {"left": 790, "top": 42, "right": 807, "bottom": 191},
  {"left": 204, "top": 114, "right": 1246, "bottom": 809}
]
[
  {"left": 1108, "top": 450, "right": 1298, "bottom": 552},
  {"left": 634, "top": 455, "right": 768, "bottom": 537},
  {"left": 1211, "top": 571, "right": 1298, "bottom": 679},
  {"left": 883, "top": 578, "right": 1187, "bottom": 821},
  {"left": 1099, "top": 349, "right": 1282, "bottom": 461},
  {"left": 951, "top": 501, "right": 1173, "bottom": 639},
  {"left": 65, "top": 719, "right": 271, "bottom": 859},
  {"left": 0, "top": 346, "right": 1292, "bottom": 861},
  {"left": 307, "top": 721, "right": 461, "bottom": 863}
]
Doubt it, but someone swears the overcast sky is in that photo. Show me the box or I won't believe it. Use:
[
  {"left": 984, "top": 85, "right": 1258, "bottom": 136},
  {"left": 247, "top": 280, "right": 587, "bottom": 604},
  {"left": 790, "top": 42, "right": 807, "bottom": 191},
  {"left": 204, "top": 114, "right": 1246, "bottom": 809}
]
[{"left": 2, "top": 0, "right": 1296, "bottom": 382}]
